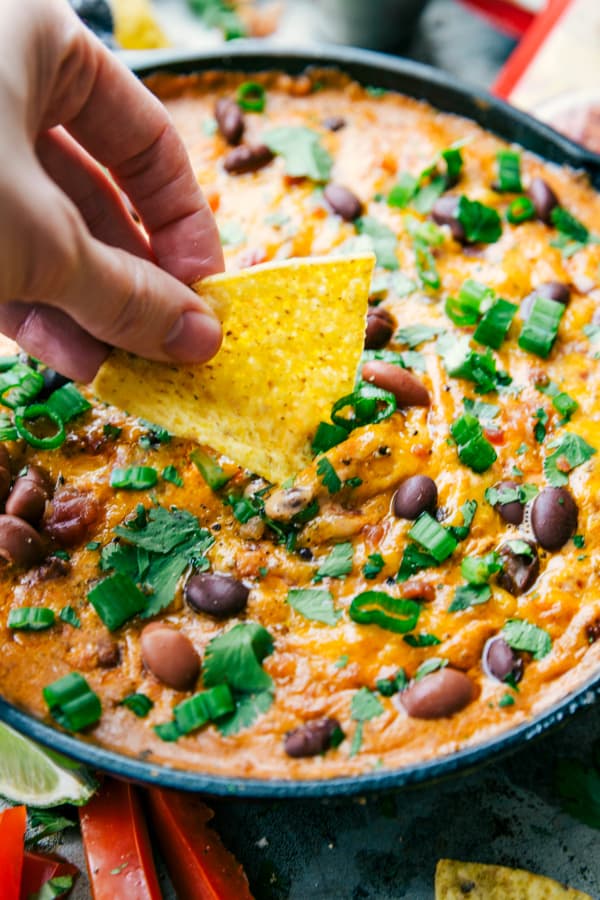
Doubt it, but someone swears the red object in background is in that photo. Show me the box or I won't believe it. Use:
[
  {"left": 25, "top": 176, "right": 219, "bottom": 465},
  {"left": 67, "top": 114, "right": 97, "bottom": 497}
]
[
  {"left": 458, "top": 0, "right": 536, "bottom": 38},
  {"left": 146, "top": 788, "right": 254, "bottom": 900},
  {"left": 79, "top": 778, "right": 162, "bottom": 900},
  {"left": 493, "top": 0, "right": 573, "bottom": 97},
  {"left": 0, "top": 806, "right": 26, "bottom": 900},
  {"left": 20, "top": 851, "right": 78, "bottom": 900}
]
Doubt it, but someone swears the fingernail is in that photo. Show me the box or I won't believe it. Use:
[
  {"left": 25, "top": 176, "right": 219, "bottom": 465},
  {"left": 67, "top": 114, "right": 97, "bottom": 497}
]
[{"left": 164, "top": 310, "right": 222, "bottom": 363}]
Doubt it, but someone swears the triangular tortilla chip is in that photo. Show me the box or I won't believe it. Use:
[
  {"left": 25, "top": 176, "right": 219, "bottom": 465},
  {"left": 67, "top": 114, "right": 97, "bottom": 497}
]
[
  {"left": 435, "top": 860, "right": 593, "bottom": 899},
  {"left": 93, "top": 254, "right": 374, "bottom": 483}
]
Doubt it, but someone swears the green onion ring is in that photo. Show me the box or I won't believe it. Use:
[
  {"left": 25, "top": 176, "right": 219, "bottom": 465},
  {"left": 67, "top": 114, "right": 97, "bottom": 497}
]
[{"left": 14, "top": 403, "right": 65, "bottom": 449}]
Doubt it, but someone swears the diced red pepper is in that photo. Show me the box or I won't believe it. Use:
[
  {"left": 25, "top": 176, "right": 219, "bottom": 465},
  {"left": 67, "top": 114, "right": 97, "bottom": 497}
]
[
  {"left": 0, "top": 806, "right": 26, "bottom": 900},
  {"left": 146, "top": 788, "right": 253, "bottom": 900},
  {"left": 20, "top": 851, "right": 78, "bottom": 899},
  {"left": 79, "top": 778, "right": 162, "bottom": 900}
]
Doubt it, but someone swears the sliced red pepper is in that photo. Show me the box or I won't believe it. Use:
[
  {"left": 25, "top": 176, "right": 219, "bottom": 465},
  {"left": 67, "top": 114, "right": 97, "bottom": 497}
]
[
  {"left": 79, "top": 778, "right": 162, "bottom": 900},
  {"left": 146, "top": 788, "right": 253, "bottom": 900},
  {"left": 20, "top": 851, "right": 78, "bottom": 899},
  {"left": 0, "top": 805, "right": 26, "bottom": 900}
]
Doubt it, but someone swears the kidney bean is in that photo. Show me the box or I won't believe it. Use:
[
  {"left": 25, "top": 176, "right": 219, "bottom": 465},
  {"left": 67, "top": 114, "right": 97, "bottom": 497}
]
[
  {"left": 531, "top": 487, "right": 578, "bottom": 551},
  {"left": 527, "top": 177, "right": 559, "bottom": 223},
  {"left": 431, "top": 195, "right": 465, "bottom": 242},
  {"left": 0, "top": 514, "right": 44, "bottom": 568},
  {"left": 140, "top": 624, "right": 200, "bottom": 691},
  {"left": 223, "top": 144, "right": 274, "bottom": 175},
  {"left": 323, "top": 116, "right": 346, "bottom": 131},
  {"left": 284, "top": 717, "right": 342, "bottom": 757},
  {"left": 496, "top": 539, "right": 540, "bottom": 595},
  {"left": 323, "top": 183, "right": 362, "bottom": 221},
  {"left": 521, "top": 281, "right": 570, "bottom": 319},
  {"left": 482, "top": 636, "right": 523, "bottom": 683},
  {"left": 5, "top": 467, "right": 51, "bottom": 525},
  {"left": 45, "top": 490, "right": 99, "bottom": 547},
  {"left": 362, "top": 360, "right": 430, "bottom": 407},
  {"left": 0, "top": 444, "right": 11, "bottom": 502},
  {"left": 401, "top": 580, "right": 435, "bottom": 603},
  {"left": 215, "top": 97, "right": 245, "bottom": 145},
  {"left": 489, "top": 479, "right": 524, "bottom": 525},
  {"left": 364, "top": 308, "right": 395, "bottom": 350},
  {"left": 392, "top": 475, "right": 437, "bottom": 520},
  {"left": 185, "top": 572, "right": 250, "bottom": 619},
  {"left": 400, "top": 668, "right": 474, "bottom": 719}
]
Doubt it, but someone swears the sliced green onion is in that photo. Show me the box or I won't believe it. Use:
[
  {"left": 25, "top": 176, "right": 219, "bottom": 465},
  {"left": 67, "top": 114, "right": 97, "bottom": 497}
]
[
  {"left": 461, "top": 552, "right": 501, "bottom": 585},
  {"left": 0, "top": 355, "right": 20, "bottom": 371},
  {"left": 120, "top": 693, "right": 154, "bottom": 718},
  {"left": 331, "top": 384, "right": 396, "bottom": 431},
  {"left": 451, "top": 413, "right": 498, "bottom": 473},
  {"left": 518, "top": 296, "right": 565, "bottom": 358},
  {"left": 110, "top": 466, "right": 158, "bottom": 490},
  {"left": 388, "top": 173, "right": 419, "bottom": 209},
  {"left": 59, "top": 606, "right": 81, "bottom": 628},
  {"left": 87, "top": 573, "right": 147, "bottom": 631},
  {"left": 0, "top": 364, "right": 43, "bottom": 409},
  {"left": 236, "top": 81, "right": 266, "bottom": 112},
  {"left": 445, "top": 279, "right": 494, "bottom": 326},
  {"left": 408, "top": 512, "right": 457, "bottom": 562},
  {"left": 190, "top": 448, "right": 230, "bottom": 491},
  {"left": 46, "top": 383, "right": 91, "bottom": 422},
  {"left": 8, "top": 607, "right": 55, "bottom": 631},
  {"left": 154, "top": 721, "right": 181, "bottom": 742},
  {"left": 14, "top": 403, "right": 65, "bottom": 450},
  {"left": 457, "top": 196, "right": 502, "bottom": 243},
  {"left": 550, "top": 206, "right": 589, "bottom": 243},
  {"left": 349, "top": 591, "right": 421, "bottom": 633},
  {"left": 43, "top": 672, "right": 101, "bottom": 732},
  {"left": 414, "top": 238, "right": 440, "bottom": 289},
  {"left": 553, "top": 391, "right": 578, "bottom": 420},
  {"left": 174, "top": 684, "right": 234, "bottom": 734},
  {"left": 506, "top": 196, "right": 535, "bottom": 224},
  {"left": 448, "top": 583, "right": 491, "bottom": 612},
  {"left": 0, "top": 413, "right": 17, "bottom": 441},
  {"left": 441, "top": 146, "right": 463, "bottom": 184},
  {"left": 473, "top": 299, "right": 517, "bottom": 349},
  {"left": 496, "top": 150, "right": 522, "bottom": 192},
  {"left": 162, "top": 465, "right": 183, "bottom": 486},
  {"left": 376, "top": 668, "right": 407, "bottom": 696}
]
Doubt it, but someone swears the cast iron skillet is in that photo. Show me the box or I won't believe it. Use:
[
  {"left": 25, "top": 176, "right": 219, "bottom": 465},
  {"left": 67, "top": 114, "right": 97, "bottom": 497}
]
[{"left": 2, "top": 43, "right": 600, "bottom": 798}]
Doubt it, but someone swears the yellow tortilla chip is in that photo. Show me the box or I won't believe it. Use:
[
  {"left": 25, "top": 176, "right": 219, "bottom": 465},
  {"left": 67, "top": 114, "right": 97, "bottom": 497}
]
[
  {"left": 112, "top": 0, "right": 169, "bottom": 50},
  {"left": 435, "top": 860, "right": 593, "bottom": 900},
  {"left": 93, "top": 254, "right": 374, "bottom": 483}
]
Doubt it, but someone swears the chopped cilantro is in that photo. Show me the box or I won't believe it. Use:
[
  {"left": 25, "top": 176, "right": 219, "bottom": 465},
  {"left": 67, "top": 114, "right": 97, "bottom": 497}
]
[
  {"left": 534, "top": 408, "right": 549, "bottom": 443},
  {"left": 499, "top": 693, "right": 515, "bottom": 707},
  {"left": 448, "top": 583, "right": 491, "bottom": 612},
  {"left": 502, "top": 618, "right": 552, "bottom": 660},
  {"left": 219, "top": 221, "right": 246, "bottom": 246},
  {"left": 447, "top": 499, "right": 477, "bottom": 542},
  {"left": 543, "top": 432, "right": 596, "bottom": 486},
  {"left": 414, "top": 657, "right": 447, "bottom": 680},
  {"left": 264, "top": 126, "right": 332, "bottom": 181},
  {"left": 397, "top": 543, "right": 438, "bottom": 582},
  {"left": 334, "top": 654, "right": 349, "bottom": 669},
  {"left": 461, "top": 552, "right": 501, "bottom": 585},
  {"left": 138, "top": 420, "right": 170, "bottom": 450},
  {"left": 316, "top": 457, "right": 342, "bottom": 494},
  {"left": 103, "top": 423, "right": 122, "bottom": 440},
  {"left": 573, "top": 534, "right": 585, "bottom": 548},
  {"left": 288, "top": 588, "right": 341, "bottom": 625},
  {"left": 550, "top": 206, "right": 598, "bottom": 257},
  {"left": 350, "top": 688, "right": 384, "bottom": 757},
  {"left": 462, "top": 398, "right": 500, "bottom": 422},
  {"left": 162, "top": 465, "right": 183, "bottom": 487},
  {"left": 396, "top": 324, "right": 444, "bottom": 348},
  {"left": 403, "top": 633, "right": 441, "bottom": 647},
  {"left": 456, "top": 195, "right": 502, "bottom": 243},
  {"left": 313, "top": 543, "right": 353, "bottom": 583},
  {"left": 120, "top": 693, "right": 154, "bottom": 718},
  {"left": 363, "top": 553, "right": 385, "bottom": 580},
  {"left": 355, "top": 216, "right": 398, "bottom": 270},
  {"left": 376, "top": 669, "right": 407, "bottom": 696},
  {"left": 536, "top": 379, "right": 578, "bottom": 422},
  {"left": 86, "top": 541, "right": 100, "bottom": 551}
]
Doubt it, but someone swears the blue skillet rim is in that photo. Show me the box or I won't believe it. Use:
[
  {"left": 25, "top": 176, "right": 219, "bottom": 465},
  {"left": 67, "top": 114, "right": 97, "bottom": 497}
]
[{"left": 1, "top": 42, "right": 599, "bottom": 797}]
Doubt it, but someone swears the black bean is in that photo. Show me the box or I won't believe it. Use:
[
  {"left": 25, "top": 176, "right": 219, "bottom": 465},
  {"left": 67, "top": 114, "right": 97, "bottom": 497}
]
[
  {"left": 431, "top": 195, "right": 465, "bottom": 242},
  {"left": 364, "top": 308, "right": 395, "bottom": 350},
  {"left": 215, "top": 98, "right": 245, "bottom": 146},
  {"left": 284, "top": 717, "right": 342, "bottom": 757},
  {"left": 298, "top": 547, "right": 313, "bottom": 561},
  {"left": 323, "top": 116, "right": 346, "bottom": 132},
  {"left": 496, "top": 539, "right": 540, "bottom": 596},
  {"left": 527, "top": 177, "right": 559, "bottom": 223},
  {"left": 521, "top": 281, "right": 570, "bottom": 319},
  {"left": 38, "top": 369, "right": 71, "bottom": 400},
  {"left": 392, "top": 476, "right": 437, "bottom": 520},
  {"left": 531, "top": 487, "right": 578, "bottom": 551},
  {"left": 323, "top": 183, "right": 362, "bottom": 221},
  {"left": 185, "top": 572, "right": 250, "bottom": 619},
  {"left": 489, "top": 479, "right": 525, "bottom": 525},
  {"left": 482, "top": 636, "right": 523, "bottom": 683},
  {"left": 223, "top": 144, "right": 274, "bottom": 175}
]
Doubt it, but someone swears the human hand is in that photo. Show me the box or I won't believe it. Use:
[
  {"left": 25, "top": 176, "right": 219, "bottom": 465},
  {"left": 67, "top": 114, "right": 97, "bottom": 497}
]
[{"left": 0, "top": 0, "right": 224, "bottom": 382}]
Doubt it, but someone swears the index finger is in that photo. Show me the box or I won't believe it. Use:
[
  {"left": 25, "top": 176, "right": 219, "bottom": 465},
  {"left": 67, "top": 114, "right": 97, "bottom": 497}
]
[{"left": 42, "top": 3, "right": 223, "bottom": 283}]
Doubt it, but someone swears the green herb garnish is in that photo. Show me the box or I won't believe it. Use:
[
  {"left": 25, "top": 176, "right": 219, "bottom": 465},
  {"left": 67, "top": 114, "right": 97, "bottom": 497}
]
[
  {"left": 264, "top": 126, "right": 332, "bottom": 181},
  {"left": 313, "top": 543, "right": 353, "bottom": 583}
]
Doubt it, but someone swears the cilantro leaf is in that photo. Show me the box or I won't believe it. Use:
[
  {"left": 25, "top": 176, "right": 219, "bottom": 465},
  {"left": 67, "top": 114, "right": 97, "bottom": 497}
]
[
  {"left": 397, "top": 544, "right": 438, "bottom": 582},
  {"left": 544, "top": 432, "right": 596, "bottom": 486},
  {"left": 448, "top": 583, "right": 491, "bottom": 612},
  {"left": 264, "top": 126, "right": 332, "bottom": 181},
  {"left": 457, "top": 195, "right": 502, "bottom": 243},
  {"left": 447, "top": 499, "right": 477, "bottom": 541},
  {"left": 403, "top": 633, "right": 441, "bottom": 647},
  {"left": 363, "top": 553, "right": 385, "bottom": 579},
  {"left": 313, "top": 543, "right": 353, "bottom": 583},
  {"left": 502, "top": 618, "right": 552, "bottom": 660},
  {"left": 204, "top": 622, "right": 274, "bottom": 694},
  {"left": 351, "top": 687, "right": 384, "bottom": 722},
  {"left": 355, "top": 216, "right": 398, "bottom": 270},
  {"left": 287, "top": 588, "right": 342, "bottom": 625},
  {"left": 316, "top": 457, "right": 342, "bottom": 494},
  {"left": 414, "top": 657, "right": 448, "bottom": 680},
  {"left": 396, "top": 323, "right": 444, "bottom": 348},
  {"left": 115, "top": 506, "right": 202, "bottom": 554},
  {"left": 216, "top": 690, "right": 274, "bottom": 736},
  {"left": 462, "top": 398, "right": 500, "bottom": 422}
]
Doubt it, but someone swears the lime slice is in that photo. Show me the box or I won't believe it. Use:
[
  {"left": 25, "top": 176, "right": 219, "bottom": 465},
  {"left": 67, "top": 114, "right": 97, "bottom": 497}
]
[{"left": 0, "top": 721, "right": 96, "bottom": 807}]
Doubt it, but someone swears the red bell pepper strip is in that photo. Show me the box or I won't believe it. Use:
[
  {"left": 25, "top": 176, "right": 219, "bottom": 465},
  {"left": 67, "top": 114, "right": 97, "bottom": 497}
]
[
  {"left": 146, "top": 788, "right": 253, "bottom": 900},
  {"left": 20, "top": 851, "right": 78, "bottom": 899},
  {"left": 0, "top": 805, "right": 26, "bottom": 900},
  {"left": 79, "top": 778, "right": 162, "bottom": 900}
]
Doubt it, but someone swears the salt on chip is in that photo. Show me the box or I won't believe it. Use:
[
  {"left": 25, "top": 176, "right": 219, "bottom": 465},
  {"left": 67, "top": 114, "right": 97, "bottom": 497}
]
[
  {"left": 93, "top": 254, "right": 374, "bottom": 484},
  {"left": 435, "top": 860, "right": 593, "bottom": 900}
]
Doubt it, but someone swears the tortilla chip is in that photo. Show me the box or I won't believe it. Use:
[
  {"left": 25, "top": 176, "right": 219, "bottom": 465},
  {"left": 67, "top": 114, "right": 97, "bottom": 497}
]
[
  {"left": 93, "top": 254, "right": 374, "bottom": 483},
  {"left": 112, "top": 0, "right": 169, "bottom": 50},
  {"left": 435, "top": 860, "right": 593, "bottom": 899}
]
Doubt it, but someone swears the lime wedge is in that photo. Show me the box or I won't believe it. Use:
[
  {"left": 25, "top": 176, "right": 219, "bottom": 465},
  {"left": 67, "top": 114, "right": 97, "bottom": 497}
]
[{"left": 0, "top": 721, "right": 96, "bottom": 806}]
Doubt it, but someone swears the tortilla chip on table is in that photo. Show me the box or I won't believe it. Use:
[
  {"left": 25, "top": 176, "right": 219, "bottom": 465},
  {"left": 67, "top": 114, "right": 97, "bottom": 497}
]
[{"left": 435, "top": 859, "right": 594, "bottom": 899}]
